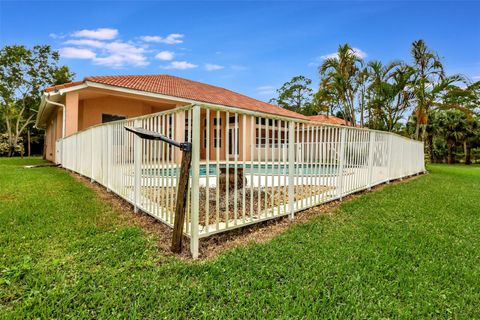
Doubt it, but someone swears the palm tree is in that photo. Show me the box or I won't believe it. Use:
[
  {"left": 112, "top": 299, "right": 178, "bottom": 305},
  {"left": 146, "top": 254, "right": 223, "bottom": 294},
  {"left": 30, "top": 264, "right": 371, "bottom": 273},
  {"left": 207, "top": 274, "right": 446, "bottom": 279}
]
[
  {"left": 410, "top": 39, "right": 444, "bottom": 140},
  {"left": 319, "top": 44, "right": 363, "bottom": 126},
  {"left": 441, "top": 81, "right": 480, "bottom": 164},
  {"left": 366, "top": 60, "right": 414, "bottom": 131},
  {"left": 425, "top": 110, "right": 442, "bottom": 163},
  {"left": 438, "top": 109, "right": 467, "bottom": 164}
]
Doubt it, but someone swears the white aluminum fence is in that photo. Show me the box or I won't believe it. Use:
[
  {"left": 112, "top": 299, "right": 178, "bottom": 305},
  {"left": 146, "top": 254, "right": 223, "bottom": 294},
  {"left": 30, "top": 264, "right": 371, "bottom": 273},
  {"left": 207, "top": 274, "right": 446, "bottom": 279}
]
[{"left": 59, "top": 104, "right": 425, "bottom": 258}]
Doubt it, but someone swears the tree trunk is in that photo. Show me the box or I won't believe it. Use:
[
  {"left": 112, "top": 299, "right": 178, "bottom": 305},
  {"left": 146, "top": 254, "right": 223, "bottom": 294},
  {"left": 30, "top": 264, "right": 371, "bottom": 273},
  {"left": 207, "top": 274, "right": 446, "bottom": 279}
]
[
  {"left": 464, "top": 140, "right": 471, "bottom": 165},
  {"left": 447, "top": 138, "right": 454, "bottom": 165},
  {"left": 27, "top": 129, "right": 31, "bottom": 157},
  {"left": 427, "top": 134, "right": 435, "bottom": 163},
  {"left": 415, "top": 123, "right": 420, "bottom": 141}
]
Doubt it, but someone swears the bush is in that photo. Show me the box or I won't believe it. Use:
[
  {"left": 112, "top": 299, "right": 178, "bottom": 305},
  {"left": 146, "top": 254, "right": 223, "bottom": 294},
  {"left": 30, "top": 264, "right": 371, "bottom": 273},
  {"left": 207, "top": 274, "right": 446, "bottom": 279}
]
[{"left": 0, "top": 134, "right": 24, "bottom": 156}]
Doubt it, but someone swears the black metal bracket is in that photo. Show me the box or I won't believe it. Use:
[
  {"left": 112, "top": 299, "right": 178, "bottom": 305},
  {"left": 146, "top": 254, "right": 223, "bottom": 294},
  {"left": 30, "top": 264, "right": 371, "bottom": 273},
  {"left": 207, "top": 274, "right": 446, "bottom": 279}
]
[{"left": 124, "top": 126, "right": 192, "bottom": 152}]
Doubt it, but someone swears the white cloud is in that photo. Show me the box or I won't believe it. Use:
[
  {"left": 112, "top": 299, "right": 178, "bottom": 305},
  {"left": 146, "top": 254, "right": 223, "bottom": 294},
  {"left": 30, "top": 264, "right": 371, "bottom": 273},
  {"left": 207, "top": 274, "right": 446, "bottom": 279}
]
[
  {"left": 205, "top": 63, "right": 224, "bottom": 71},
  {"left": 64, "top": 39, "right": 105, "bottom": 48},
  {"left": 256, "top": 85, "right": 276, "bottom": 95},
  {"left": 55, "top": 28, "right": 191, "bottom": 68},
  {"left": 94, "top": 42, "right": 148, "bottom": 67},
  {"left": 49, "top": 33, "right": 66, "bottom": 39},
  {"left": 140, "top": 33, "right": 184, "bottom": 44},
  {"left": 72, "top": 28, "right": 118, "bottom": 40},
  {"left": 59, "top": 47, "right": 96, "bottom": 59},
  {"left": 473, "top": 75, "right": 480, "bottom": 80},
  {"left": 60, "top": 39, "right": 148, "bottom": 67},
  {"left": 162, "top": 61, "right": 198, "bottom": 70},
  {"left": 155, "top": 51, "right": 175, "bottom": 61}
]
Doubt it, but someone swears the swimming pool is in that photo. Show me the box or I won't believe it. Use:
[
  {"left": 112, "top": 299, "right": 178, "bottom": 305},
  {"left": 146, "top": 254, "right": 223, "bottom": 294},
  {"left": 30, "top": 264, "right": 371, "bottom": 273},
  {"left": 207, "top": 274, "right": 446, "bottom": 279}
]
[{"left": 143, "top": 163, "right": 339, "bottom": 177}]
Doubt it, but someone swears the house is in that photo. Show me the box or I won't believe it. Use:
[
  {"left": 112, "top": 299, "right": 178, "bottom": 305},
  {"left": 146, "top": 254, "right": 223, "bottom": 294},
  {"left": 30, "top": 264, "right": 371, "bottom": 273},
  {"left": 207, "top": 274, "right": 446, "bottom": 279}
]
[{"left": 35, "top": 74, "right": 349, "bottom": 163}]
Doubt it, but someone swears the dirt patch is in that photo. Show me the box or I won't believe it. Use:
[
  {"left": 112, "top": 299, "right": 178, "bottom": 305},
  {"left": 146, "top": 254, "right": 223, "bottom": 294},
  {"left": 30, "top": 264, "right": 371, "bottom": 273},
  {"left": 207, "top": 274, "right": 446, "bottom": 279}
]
[
  {"left": 67, "top": 169, "right": 425, "bottom": 261},
  {"left": 142, "top": 185, "right": 332, "bottom": 226}
]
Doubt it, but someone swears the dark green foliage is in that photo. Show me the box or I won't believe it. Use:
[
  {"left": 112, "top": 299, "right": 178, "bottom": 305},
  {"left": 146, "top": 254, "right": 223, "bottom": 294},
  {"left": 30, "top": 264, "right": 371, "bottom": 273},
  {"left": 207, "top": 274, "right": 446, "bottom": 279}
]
[
  {"left": 269, "top": 75, "right": 319, "bottom": 115},
  {"left": 0, "top": 45, "right": 75, "bottom": 156}
]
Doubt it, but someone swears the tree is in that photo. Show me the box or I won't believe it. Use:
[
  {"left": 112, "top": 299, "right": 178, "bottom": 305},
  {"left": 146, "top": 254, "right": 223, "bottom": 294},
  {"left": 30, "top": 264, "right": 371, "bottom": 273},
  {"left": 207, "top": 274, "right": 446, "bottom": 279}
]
[
  {"left": 410, "top": 39, "right": 445, "bottom": 140},
  {"left": 270, "top": 75, "right": 318, "bottom": 115},
  {"left": 0, "top": 45, "right": 74, "bottom": 156},
  {"left": 365, "top": 60, "right": 410, "bottom": 130},
  {"left": 318, "top": 44, "right": 363, "bottom": 126},
  {"left": 441, "top": 81, "right": 480, "bottom": 164},
  {"left": 438, "top": 109, "right": 467, "bottom": 164},
  {"left": 424, "top": 110, "right": 442, "bottom": 163}
]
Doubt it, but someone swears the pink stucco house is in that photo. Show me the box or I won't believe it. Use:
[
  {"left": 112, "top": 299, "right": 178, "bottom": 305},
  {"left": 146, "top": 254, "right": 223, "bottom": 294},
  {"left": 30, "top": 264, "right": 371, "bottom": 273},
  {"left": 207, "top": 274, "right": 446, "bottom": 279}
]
[{"left": 36, "top": 74, "right": 349, "bottom": 163}]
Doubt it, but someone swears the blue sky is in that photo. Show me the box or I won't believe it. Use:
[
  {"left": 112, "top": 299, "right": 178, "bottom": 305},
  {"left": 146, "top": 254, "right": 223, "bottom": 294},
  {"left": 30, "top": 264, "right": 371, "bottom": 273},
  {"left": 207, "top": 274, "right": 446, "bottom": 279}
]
[{"left": 1, "top": 1, "right": 479, "bottom": 101}]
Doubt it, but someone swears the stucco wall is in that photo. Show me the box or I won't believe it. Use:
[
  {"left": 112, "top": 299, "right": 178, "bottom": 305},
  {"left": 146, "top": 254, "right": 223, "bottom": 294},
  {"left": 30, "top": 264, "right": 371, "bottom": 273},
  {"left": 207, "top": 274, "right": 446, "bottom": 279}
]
[{"left": 78, "top": 95, "right": 172, "bottom": 131}]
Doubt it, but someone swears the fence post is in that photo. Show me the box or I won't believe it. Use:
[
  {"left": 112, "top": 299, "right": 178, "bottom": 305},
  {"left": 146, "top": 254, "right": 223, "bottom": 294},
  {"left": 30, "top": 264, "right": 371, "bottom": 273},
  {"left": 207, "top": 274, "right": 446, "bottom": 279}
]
[
  {"left": 400, "top": 140, "right": 404, "bottom": 181},
  {"left": 107, "top": 125, "right": 112, "bottom": 192},
  {"left": 90, "top": 129, "right": 95, "bottom": 182},
  {"left": 367, "top": 131, "right": 375, "bottom": 190},
  {"left": 133, "top": 119, "right": 142, "bottom": 213},
  {"left": 337, "top": 128, "right": 346, "bottom": 200},
  {"left": 386, "top": 134, "right": 393, "bottom": 184},
  {"left": 190, "top": 105, "right": 201, "bottom": 259},
  {"left": 288, "top": 121, "right": 295, "bottom": 220}
]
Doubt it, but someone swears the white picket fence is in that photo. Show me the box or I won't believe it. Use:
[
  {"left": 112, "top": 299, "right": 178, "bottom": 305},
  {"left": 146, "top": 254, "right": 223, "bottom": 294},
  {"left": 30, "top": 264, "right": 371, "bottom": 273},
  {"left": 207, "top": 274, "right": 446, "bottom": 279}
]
[{"left": 58, "top": 104, "right": 425, "bottom": 258}]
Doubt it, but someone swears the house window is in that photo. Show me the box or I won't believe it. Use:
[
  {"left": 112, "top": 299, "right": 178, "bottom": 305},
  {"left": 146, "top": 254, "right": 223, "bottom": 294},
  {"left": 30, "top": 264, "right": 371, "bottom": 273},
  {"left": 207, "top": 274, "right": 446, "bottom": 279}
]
[
  {"left": 255, "top": 118, "right": 276, "bottom": 126},
  {"left": 214, "top": 128, "right": 221, "bottom": 148},
  {"left": 256, "top": 128, "right": 286, "bottom": 147},
  {"left": 102, "top": 113, "right": 126, "bottom": 123},
  {"left": 205, "top": 117, "right": 222, "bottom": 148}
]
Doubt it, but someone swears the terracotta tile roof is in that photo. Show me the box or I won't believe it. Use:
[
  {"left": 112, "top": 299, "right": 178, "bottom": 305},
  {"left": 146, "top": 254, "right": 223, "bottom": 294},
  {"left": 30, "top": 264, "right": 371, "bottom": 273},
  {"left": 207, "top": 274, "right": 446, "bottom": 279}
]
[
  {"left": 307, "top": 114, "right": 352, "bottom": 126},
  {"left": 45, "top": 80, "right": 84, "bottom": 92},
  {"left": 45, "top": 74, "right": 308, "bottom": 120}
]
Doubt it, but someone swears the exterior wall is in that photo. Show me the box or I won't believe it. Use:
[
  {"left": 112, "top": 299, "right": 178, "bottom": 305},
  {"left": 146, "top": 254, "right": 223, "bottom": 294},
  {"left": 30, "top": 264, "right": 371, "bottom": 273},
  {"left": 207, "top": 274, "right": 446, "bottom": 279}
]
[
  {"left": 44, "top": 108, "right": 63, "bottom": 162},
  {"left": 65, "top": 92, "right": 79, "bottom": 136},
  {"left": 198, "top": 111, "right": 254, "bottom": 162},
  {"left": 78, "top": 95, "right": 171, "bottom": 131}
]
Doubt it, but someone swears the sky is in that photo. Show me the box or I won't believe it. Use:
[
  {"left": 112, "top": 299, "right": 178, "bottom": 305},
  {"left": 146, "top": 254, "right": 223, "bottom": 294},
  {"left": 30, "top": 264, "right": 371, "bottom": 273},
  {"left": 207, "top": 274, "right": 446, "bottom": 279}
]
[{"left": 1, "top": 1, "right": 479, "bottom": 101}]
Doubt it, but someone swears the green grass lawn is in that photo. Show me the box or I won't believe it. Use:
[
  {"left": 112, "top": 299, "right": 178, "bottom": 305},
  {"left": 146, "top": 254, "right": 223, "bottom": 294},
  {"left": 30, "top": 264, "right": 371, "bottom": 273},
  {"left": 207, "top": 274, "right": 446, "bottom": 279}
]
[{"left": 1, "top": 158, "right": 479, "bottom": 319}]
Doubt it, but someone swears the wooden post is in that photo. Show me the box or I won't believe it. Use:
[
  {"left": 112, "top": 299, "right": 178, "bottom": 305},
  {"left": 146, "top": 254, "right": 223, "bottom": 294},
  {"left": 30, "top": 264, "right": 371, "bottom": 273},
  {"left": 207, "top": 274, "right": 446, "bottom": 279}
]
[
  {"left": 171, "top": 149, "right": 192, "bottom": 253},
  {"left": 124, "top": 120, "right": 196, "bottom": 256}
]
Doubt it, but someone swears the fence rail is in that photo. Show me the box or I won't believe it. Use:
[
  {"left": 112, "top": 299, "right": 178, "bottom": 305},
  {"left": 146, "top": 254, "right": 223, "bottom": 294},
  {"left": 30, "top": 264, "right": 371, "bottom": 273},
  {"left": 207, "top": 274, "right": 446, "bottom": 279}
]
[{"left": 59, "top": 103, "right": 425, "bottom": 258}]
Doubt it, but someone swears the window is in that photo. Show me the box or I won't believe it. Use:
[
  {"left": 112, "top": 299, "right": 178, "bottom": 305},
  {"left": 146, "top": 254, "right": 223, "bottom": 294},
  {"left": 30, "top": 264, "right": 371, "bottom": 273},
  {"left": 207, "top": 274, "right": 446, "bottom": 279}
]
[
  {"left": 256, "top": 128, "right": 286, "bottom": 147},
  {"left": 255, "top": 118, "right": 276, "bottom": 126},
  {"left": 214, "top": 128, "right": 221, "bottom": 148},
  {"left": 102, "top": 113, "right": 126, "bottom": 123}
]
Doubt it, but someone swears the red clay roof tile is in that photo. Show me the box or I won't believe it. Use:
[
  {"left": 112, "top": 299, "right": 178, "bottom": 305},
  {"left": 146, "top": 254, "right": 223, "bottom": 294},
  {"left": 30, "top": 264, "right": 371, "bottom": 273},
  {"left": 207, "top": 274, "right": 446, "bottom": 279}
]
[
  {"left": 45, "top": 75, "right": 309, "bottom": 120},
  {"left": 307, "top": 114, "right": 352, "bottom": 126}
]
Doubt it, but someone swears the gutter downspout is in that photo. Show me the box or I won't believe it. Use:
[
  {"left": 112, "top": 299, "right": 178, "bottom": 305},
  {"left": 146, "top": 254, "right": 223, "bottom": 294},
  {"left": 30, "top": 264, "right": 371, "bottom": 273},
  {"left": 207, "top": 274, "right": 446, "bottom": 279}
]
[{"left": 45, "top": 94, "right": 66, "bottom": 165}]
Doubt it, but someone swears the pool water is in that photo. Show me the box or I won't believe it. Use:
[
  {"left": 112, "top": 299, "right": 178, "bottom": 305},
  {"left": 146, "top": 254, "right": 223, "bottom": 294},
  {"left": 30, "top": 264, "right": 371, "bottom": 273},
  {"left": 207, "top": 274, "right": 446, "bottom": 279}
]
[{"left": 143, "top": 164, "right": 339, "bottom": 177}]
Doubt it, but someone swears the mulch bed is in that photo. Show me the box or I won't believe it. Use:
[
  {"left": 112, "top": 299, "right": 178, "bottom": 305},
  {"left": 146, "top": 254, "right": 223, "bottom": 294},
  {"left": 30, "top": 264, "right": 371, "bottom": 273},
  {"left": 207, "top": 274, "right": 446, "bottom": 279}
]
[{"left": 142, "top": 185, "right": 332, "bottom": 226}]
